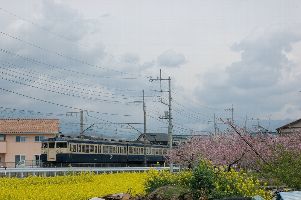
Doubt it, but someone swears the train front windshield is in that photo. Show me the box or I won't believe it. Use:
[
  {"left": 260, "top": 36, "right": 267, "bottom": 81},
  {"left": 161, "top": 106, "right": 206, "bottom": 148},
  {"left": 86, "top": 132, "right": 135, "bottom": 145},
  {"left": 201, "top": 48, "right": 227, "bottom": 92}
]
[
  {"left": 42, "top": 142, "right": 48, "bottom": 148},
  {"left": 49, "top": 142, "right": 55, "bottom": 148}
]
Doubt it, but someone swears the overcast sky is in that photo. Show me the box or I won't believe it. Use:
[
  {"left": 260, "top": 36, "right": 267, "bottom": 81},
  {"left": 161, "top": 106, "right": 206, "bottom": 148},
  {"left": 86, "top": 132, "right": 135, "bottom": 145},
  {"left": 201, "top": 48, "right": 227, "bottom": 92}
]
[{"left": 0, "top": 0, "right": 301, "bottom": 137}]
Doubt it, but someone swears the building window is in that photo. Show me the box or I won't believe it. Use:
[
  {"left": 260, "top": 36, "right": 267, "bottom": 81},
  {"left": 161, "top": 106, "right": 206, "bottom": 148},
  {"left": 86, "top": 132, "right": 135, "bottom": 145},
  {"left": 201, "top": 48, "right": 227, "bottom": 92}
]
[
  {"left": 35, "top": 136, "right": 45, "bottom": 142},
  {"left": 34, "top": 155, "right": 41, "bottom": 166},
  {"left": 16, "top": 136, "right": 26, "bottom": 142},
  {"left": 0, "top": 134, "right": 5, "bottom": 141},
  {"left": 15, "top": 155, "right": 26, "bottom": 166}
]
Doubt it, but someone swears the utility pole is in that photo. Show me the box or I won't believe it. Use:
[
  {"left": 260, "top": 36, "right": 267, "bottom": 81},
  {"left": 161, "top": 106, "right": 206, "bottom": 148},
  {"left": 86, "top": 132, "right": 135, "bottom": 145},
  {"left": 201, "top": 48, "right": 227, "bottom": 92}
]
[
  {"left": 66, "top": 110, "right": 85, "bottom": 137},
  {"left": 214, "top": 113, "right": 217, "bottom": 135},
  {"left": 225, "top": 104, "right": 234, "bottom": 123},
  {"left": 150, "top": 69, "right": 173, "bottom": 172},
  {"left": 208, "top": 113, "right": 217, "bottom": 135},
  {"left": 80, "top": 110, "right": 84, "bottom": 136},
  {"left": 143, "top": 90, "right": 147, "bottom": 167},
  {"left": 244, "top": 115, "right": 248, "bottom": 132}
]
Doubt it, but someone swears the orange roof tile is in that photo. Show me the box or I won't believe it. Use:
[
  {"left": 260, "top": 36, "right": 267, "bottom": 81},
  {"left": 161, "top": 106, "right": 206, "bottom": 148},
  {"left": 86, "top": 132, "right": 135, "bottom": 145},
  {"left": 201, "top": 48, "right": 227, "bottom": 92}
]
[{"left": 0, "top": 119, "right": 59, "bottom": 134}]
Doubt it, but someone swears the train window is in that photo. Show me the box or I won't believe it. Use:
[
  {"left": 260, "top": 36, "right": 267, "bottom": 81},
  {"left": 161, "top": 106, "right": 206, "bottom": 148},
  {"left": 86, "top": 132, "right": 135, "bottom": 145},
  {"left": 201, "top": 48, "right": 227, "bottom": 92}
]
[
  {"left": 71, "top": 145, "right": 77, "bottom": 152},
  {"left": 124, "top": 147, "right": 127, "bottom": 154},
  {"left": 85, "top": 145, "right": 89, "bottom": 153},
  {"left": 146, "top": 148, "right": 150, "bottom": 155},
  {"left": 152, "top": 148, "right": 159, "bottom": 155},
  {"left": 78, "top": 144, "right": 81, "bottom": 152},
  {"left": 103, "top": 146, "right": 109, "bottom": 153},
  {"left": 133, "top": 147, "right": 137, "bottom": 154},
  {"left": 94, "top": 145, "right": 98, "bottom": 153},
  {"left": 42, "top": 143, "right": 48, "bottom": 148},
  {"left": 82, "top": 145, "right": 85, "bottom": 153},
  {"left": 140, "top": 148, "right": 144, "bottom": 154},
  {"left": 163, "top": 149, "right": 167, "bottom": 155},
  {"left": 120, "top": 147, "right": 124, "bottom": 154},
  {"left": 56, "top": 142, "right": 67, "bottom": 148},
  {"left": 49, "top": 142, "right": 55, "bottom": 148},
  {"left": 112, "top": 146, "right": 116, "bottom": 154},
  {"left": 98, "top": 145, "right": 102, "bottom": 153},
  {"left": 129, "top": 147, "right": 133, "bottom": 154},
  {"left": 108, "top": 146, "right": 113, "bottom": 154},
  {"left": 90, "top": 145, "right": 94, "bottom": 153}
]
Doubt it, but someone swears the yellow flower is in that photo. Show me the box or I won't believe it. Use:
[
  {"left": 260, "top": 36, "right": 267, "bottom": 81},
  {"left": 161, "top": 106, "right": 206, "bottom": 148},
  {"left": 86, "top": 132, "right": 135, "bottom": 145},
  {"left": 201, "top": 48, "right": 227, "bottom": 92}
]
[{"left": 0, "top": 172, "right": 148, "bottom": 200}]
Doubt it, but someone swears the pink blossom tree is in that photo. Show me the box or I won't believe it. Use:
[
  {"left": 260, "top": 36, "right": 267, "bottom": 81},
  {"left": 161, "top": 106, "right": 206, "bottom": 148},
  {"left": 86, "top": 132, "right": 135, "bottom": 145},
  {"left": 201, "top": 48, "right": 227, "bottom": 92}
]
[{"left": 168, "top": 124, "right": 301, "bottom": 170}]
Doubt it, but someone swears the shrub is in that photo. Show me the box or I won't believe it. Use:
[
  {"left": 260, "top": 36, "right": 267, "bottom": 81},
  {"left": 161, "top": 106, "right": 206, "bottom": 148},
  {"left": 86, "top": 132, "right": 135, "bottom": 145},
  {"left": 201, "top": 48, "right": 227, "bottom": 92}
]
[
  {"left": 261, "top": 149, "right": 301, "bottom": 189},
  {"left": 190, "top": 160, "right": 216, "bottom": 199},
  {"left": 212, "top": 168, "right": 271, "bottom": 200},
  {"left": 145, "top": 161, "right": 272, "bottom": 200},
  {"left": 145, "top": 169, "right": 192, "bottom": 193}
]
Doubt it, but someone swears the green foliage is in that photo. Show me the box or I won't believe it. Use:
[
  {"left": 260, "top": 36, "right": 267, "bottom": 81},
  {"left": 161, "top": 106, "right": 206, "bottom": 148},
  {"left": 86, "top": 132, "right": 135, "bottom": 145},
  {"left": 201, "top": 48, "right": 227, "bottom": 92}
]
[
  {"left": 145, "top": 161, "right": 272, "bottom": 200},
  {"left": 190, "top": 160, "right": 215, "bottom": 199},
  {"left": 261, "top": 149, "right": 301, "bottom": 189},
  {"left": 190, "top": 161, "right": 270, "bottom": 200},
  {"left": 145, "top": 169, "right": 192, "bottom": 193},
  {"left": 212, "top": 168, "right": 270, "bottom": 200}
]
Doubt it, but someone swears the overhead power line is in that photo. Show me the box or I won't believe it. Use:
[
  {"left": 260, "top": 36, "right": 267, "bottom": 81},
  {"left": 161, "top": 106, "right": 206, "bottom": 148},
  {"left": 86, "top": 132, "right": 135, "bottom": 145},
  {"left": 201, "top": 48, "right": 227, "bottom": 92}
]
[
  {"left": 0, "top": 48, "right": 112, "bottom": 79},
  {"left": 0, "top": 67, "right": 142, "bottom": 105},
  {"left": 0, "top": 87, "right": 132, "bottom": 118},
  {"left": 0, "top": 72, "right": 123, "bottom": 104},
  {"left": 0, "top": 31, "right": 139, "bottom": 78},
  {"left": 0, "top": 61, "right": 139, "bottom": 96}
]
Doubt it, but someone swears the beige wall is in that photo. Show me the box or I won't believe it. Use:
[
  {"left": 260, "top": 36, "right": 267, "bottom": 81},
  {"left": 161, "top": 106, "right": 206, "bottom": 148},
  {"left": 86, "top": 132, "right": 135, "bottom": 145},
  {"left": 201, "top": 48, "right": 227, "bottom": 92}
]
[
  {"left": 278, "top": 120, "right": 301, "bottom": 134},
  {"left": 0, "top": 141, "right": 6, "bottom": 154},
  {"left": 4, "top": 133, "right": 54, "bottom": 164}
]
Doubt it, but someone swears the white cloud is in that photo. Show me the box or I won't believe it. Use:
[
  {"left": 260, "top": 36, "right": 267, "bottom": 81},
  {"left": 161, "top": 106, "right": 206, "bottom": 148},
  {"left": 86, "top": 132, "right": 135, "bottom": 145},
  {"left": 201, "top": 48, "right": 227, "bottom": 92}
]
[
  {"left": 157, "top": 50, "right": 186, "bottom": 68},
  {"left": 196, "top": 31, "right": 301, "bottom": 124},
  {"left": 1, "top": 0, "right": 301, "bottom": 134}
]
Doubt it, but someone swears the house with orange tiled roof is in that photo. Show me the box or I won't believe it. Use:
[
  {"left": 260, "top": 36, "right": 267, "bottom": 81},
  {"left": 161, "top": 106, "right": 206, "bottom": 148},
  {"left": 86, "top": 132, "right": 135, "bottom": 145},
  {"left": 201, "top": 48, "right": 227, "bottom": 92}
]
[{"left": 0, "top": 119, "right": 59, "bottom": 167}]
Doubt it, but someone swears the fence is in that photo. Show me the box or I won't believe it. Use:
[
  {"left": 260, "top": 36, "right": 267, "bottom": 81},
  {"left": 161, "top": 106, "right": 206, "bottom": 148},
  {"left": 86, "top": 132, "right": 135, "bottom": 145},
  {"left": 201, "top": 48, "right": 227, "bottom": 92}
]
[
  {"left": 0, "top": 166, "right": 179, "bottom": 178},
  {"left": 0, "top": 161, "right": 166, "bottom": 168},
  {"left": 0, "top": 160, "right": 42, "bottom": 168}
]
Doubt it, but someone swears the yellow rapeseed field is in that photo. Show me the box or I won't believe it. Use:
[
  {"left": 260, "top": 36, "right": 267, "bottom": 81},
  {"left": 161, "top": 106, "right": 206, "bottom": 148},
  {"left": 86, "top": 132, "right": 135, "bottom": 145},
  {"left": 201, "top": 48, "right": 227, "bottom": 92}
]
[{"left": 0, "top": 172, "right": 147, "bottom": 200}]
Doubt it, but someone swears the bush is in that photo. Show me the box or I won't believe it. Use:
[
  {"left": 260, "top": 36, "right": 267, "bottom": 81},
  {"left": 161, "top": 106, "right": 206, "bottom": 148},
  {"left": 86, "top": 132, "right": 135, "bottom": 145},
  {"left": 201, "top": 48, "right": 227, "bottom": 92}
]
[
  {"left": 190, "top": 160, "right": 216, "bottom": 199},
  {"left": 145, "top": 161, "right": 272, "bottom": 200},
  {"left": 261, "top": 149, "right": 301, "bottom": 189},
  {"left": 212, "top": 168, "right": 270, "bottom": 200},
  {"left": 145, "top": 169, "right": 192, "bottom": 193},
  {"left": 190, "top": 161, "right": 271, "bottom": 200}
]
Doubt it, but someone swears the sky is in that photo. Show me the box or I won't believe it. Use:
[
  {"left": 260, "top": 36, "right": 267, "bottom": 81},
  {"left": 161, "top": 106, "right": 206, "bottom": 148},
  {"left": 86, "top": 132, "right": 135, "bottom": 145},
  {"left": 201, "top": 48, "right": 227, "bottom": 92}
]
[{"left": 0, "top": 0, "right": 301, "bottom": 138}]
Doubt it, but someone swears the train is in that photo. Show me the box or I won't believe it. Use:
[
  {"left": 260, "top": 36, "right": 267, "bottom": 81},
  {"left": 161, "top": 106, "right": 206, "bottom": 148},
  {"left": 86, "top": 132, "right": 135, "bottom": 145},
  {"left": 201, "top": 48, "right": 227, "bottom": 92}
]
[{"left": 40, "top": 135, "right": 169, "bottom": 167}]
